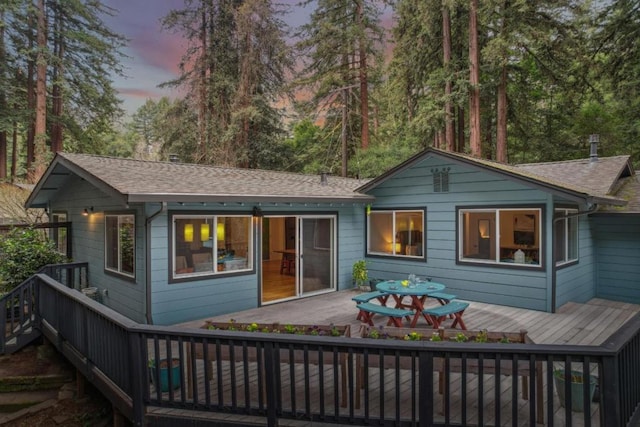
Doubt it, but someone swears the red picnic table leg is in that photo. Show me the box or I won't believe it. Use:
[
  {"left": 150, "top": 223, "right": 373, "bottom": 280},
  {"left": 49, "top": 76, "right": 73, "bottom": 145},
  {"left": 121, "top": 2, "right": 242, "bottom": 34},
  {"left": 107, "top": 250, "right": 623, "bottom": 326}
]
[
  {"left": 409, "top": 295, "right": 432, "bottom": 328},
  {"left": 451, "top": 309, "right": 467, "bottom": 330}
]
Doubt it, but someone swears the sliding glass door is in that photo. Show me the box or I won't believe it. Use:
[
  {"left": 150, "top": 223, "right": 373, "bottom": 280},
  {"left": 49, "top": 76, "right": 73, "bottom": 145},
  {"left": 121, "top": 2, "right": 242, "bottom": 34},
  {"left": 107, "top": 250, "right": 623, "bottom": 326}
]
[
  {"left": 261, "top": 215, "right": 336, "bottom": 303},
  {"left": 299, "top": 216, "right": 335, "bottom": 295}
]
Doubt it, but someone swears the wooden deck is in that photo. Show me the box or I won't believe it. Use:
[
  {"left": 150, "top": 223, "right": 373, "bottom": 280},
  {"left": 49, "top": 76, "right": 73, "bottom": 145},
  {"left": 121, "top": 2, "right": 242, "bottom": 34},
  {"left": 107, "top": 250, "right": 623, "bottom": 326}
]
[
  {"left": 168, "top": 292, "right": 640, "bottom": 426},
  {"left": 178, "top": 290, "right": 640, "bottom": 346}
]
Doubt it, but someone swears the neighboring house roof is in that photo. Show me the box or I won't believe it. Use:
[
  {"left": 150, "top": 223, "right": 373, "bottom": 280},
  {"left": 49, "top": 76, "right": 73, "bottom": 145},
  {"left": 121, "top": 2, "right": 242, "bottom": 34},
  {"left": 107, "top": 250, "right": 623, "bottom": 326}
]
[
  {"left": 26, "top": 153, "right": 374, "bottom": 208},
  {"left": 357, "top": 147, "right": 631, "bottom": 208},
  {"left": 594, "top": 175, "right": 640, "bottom": 214}
]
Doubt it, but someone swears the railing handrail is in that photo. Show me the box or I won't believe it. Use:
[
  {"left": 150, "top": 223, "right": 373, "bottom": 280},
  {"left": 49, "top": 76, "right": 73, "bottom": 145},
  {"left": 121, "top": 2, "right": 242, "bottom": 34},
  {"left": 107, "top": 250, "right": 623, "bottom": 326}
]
[
  {"left": 36, "top": 272, "right": 137, "bottom": 329},
  {"left": 4, "top": 263, "right": 638, "bottom": 427}
]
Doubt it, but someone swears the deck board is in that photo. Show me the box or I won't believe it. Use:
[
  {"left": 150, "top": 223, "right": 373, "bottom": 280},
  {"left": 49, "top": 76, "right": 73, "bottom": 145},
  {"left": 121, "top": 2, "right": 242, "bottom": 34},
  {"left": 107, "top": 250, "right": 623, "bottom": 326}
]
[
  {"left": 177, "top": 290, "right": 639, "bottom": 346},
  {"left": 165, "top": 292, "right": 639, "bottom": 426}
]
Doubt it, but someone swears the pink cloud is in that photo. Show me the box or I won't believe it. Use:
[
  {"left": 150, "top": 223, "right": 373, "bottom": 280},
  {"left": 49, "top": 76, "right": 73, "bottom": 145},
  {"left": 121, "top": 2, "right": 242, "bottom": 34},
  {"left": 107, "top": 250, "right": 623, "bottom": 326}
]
[
  {"left": 130, "top": 32, "right": 186, "bottom": 76},
  {"left": 115, "top": 88, "right": 163, "bottom": 99}
]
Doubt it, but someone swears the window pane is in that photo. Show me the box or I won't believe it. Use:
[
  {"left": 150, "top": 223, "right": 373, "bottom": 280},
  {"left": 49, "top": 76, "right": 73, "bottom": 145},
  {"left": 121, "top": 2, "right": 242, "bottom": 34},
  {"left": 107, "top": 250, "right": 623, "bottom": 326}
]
[
  {"left": 105, "top": 216, "right": 119, "bottom": 270},
  {"left": 499, "top": 210, "right": 539, "bottom": 264},
  {"left": 395, "top": 211, "right": 423, "bottom": 256},
  {"left": 368, "top": 212, "right": 393, "bottom": 254},
  {"left": 173, "top": 215, "right": 252, "bottom": 276},
  {"left": 120, "top": 216, "right": 135, "bottom": 275},
  {"left": 462, "top": 211, "right": 495, "bottom": 260},
  {"left": 51, "top": 213, "right": 67, "bottom": 255},
  {"left": 174, "top": 217, "right": 214, "bottom": 274},
  {"left": 567, "top": 216, "right": 578, "bottom": 260},
  {"left": 219, "top": 216, "right": 251, "bottom": 271},
  {"left": 554, "top": 218, "right": 566, "bottom": 262}
]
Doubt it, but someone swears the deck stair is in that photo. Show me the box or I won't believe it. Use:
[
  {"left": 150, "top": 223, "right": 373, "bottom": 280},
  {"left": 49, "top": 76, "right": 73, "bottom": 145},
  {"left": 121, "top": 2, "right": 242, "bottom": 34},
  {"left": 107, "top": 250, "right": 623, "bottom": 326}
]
[{"left": 0, "top": 343, "right": 74, "bottom": 423}]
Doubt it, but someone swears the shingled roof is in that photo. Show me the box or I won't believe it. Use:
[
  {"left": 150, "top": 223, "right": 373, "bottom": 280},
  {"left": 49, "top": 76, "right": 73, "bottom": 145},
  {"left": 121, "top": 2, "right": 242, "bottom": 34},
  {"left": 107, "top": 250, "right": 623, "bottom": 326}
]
[
  {"left": 358, "top": 147, "right": 632, "bottom": 208},
  {"left": 512, "top": 156, "right": 633, "bottom": 199},
  {"left": 26, "top": 153, "right": 374, "bottom": 208}
]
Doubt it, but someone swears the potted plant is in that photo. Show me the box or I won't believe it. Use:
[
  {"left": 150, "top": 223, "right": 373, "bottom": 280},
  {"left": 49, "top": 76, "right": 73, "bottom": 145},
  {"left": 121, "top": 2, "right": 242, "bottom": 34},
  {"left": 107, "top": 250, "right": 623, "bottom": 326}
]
[
  {"left": 149, "top": 358, "right": 181, "bottom": 392},
  {"left": 352, "top": 260, "right": 370, "bottom": 291},
  {"left": 553, "top": 369, "right": 597, "bottom": 412}
]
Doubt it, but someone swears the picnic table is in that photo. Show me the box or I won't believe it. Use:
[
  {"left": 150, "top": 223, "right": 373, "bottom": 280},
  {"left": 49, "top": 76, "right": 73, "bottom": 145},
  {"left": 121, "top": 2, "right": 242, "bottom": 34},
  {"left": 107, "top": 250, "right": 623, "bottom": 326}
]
[{"left": 376, "top": 280, "right": 446, "bottom": 327}]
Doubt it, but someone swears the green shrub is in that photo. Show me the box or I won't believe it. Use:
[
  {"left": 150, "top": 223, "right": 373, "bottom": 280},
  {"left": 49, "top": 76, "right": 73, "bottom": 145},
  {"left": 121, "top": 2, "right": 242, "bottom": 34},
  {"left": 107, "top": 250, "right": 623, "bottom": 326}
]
[{"left": 0, "top": 227, "right": 68, "bottom": 293}]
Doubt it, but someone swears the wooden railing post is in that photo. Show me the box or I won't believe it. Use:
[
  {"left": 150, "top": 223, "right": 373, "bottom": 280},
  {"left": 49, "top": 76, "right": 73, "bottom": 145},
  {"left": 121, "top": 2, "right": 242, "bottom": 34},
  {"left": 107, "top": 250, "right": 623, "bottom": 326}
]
[
  {"left": 262, "top": 341, "right": 279, "bottom": 427},
  {"left": 418, "top": 350, "right": 435, "bottom": 427},
  {"left": 601, "top": 355, "right": 621, "bottom": 427},
  {"left": 128, "top": 331, "right": 145, "bottom": 426}
]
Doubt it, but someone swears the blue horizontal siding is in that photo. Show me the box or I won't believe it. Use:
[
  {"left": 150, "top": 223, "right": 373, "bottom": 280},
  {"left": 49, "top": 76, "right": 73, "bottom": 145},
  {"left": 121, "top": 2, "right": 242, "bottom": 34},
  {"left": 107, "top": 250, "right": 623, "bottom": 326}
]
[
  {"left": 50, "top": 176, "right": 146, "bottom": 323},
  {"left": 555, "top": 216, "right": 596, "bottom": 307},
  {"left": 149, "top": 204, "right": 366, "bottom": 325},
  {"left": 366, "top": 157, "right": 551, "bottom": 312},
  {"left": 594, "top": 216, "right": 640, "bottom": 304}
]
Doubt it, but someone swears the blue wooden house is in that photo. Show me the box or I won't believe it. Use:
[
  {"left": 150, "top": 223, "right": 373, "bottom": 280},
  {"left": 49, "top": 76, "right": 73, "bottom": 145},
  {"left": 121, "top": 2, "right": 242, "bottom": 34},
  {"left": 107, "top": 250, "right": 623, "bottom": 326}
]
[{"left": 26, "top": 143, "right": 639, "bottom": 324}]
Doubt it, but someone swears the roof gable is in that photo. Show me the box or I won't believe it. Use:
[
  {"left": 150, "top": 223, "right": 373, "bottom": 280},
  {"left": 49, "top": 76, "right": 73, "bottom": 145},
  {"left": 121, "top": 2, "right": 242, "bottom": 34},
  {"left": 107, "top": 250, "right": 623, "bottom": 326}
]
[
  {"left": 357, "top": 147, "right": 630, "bottom": 207},
  {"left": 26, "top": 153, "right": 374, "bottom": 208}
]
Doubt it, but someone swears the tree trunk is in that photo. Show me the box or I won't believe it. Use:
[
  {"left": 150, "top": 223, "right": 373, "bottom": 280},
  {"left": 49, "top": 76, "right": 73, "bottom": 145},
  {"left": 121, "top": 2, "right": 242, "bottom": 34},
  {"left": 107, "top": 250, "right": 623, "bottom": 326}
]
[
  {"left": 495, "top": 1, "right": 509, "bottom": 163},
  {"left": 496, "top": 65, "right": 507, "bottom": 162},
  {"left": 30, "top": 0, "right": 48, "bottom": 182},
  {"left": 457, "top": 106, "right": 465, "bottom": 153},
  {"left": 468, "top": 0, "right": 481, "bottom": 157},
  {"left": 51, "top": 5, "right": 64, "bottom": 153},
  {"left": 442, "top": 3, "right": 454, "bottom": 151},
  {"left": 341, "top": 86, "right": 348, "bottom": 178},
  {"left": 356, "top": 0, "right": 369, "bottom": 150},
  {"left": 0, "top": 129, "right": 5, "bottom": 181},
  {"left": 0, "top": 9, "right": 6, "bottom": 180},
  {"left": 26, "top": 11, "right": 35, "bottom": 174},
  {"left": 11, "top": 108, "right": 18, "bottom": 182},
  {"left": 198, "top": 6, "right": 207, "bottom": 163}
]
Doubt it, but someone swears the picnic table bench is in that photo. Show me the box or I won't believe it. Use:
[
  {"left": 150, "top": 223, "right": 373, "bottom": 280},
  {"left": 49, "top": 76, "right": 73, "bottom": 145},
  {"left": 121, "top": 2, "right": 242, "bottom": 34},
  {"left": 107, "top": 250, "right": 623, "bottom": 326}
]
[
  {"left": 352, "top": 291, "right": 390, "bottom": 321},
  {"left": 422, "top": 301, "right": 469, "bottom": 329},
  {"left": 356, "top": 302, "right": 412, "bottom": 327}
]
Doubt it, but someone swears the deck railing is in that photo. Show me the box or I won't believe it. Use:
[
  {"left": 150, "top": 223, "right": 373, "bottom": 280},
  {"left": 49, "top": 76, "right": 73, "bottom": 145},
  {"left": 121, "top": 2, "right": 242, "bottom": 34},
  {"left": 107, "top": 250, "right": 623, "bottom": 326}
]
[{"left": 2, "top": 263, "right": 639, "bottom": 426}]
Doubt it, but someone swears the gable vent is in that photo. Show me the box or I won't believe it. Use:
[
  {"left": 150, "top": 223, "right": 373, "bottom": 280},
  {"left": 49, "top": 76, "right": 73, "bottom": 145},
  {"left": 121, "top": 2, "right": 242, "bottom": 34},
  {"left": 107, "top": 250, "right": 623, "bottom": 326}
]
[{"left": 432, "top": 168, "right": 450, "bottom": 192}]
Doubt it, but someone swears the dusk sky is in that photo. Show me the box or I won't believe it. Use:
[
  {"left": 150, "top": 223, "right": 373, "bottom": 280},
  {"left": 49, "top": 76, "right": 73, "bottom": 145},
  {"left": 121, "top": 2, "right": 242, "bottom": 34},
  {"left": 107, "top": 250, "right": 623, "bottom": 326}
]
[{"left": 100, "top": 0, "right": 315, "bottom": 117}]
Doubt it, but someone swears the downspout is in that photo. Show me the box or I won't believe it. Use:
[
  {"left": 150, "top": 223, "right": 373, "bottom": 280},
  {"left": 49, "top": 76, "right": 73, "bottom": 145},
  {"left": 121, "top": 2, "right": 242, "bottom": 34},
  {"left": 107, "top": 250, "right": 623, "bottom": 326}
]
[
  {"left": 145, "top": 202, "right": 167, "bottom": 324},
  {"left": 550, "top": 203, "right": 598, "bottom": 313}
]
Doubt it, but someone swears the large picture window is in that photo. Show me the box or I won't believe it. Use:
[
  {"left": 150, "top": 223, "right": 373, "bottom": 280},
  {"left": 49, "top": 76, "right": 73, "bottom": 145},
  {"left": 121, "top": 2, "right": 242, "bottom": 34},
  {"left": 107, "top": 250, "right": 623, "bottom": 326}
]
[
  {"left": 458, "top": 208, "right": 541, "bottom": 267},
  {"left": 555, "top": 208, "right": 578, "bottom": 265},
  {"left": 367, "top": 209, "right": 424, "bottom": 258},
  {"left": 105, "top": 214, "right": 135, "bottom": 277},
  {"left": 172, "top": 214, "right": 252, "bottom": 278}
]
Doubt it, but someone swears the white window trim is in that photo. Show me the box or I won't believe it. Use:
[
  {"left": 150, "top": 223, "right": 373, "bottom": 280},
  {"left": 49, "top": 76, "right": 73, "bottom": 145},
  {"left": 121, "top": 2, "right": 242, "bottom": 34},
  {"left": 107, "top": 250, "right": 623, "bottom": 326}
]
[
  {"left": 366, "top": 209, "right": 425, "bottom": 258},
  {"left": 458, "top": 207, "right": 542, "bottom": 267},
  {"left": 172, "top": 214, "right": 253, "bottom": 279},
  {"left": 104, "top": 214, "right": 135, "bottom": 278},
  {"left": 555, "top": 208, "right": 579, "bottom": 266}
]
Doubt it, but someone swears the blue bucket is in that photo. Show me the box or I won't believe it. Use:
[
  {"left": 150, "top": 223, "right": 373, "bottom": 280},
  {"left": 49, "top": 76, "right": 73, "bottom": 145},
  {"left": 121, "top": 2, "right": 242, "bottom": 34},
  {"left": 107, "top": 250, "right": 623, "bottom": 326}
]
[
  {"left": 150, "top": 359, "right": 181, "bottom": 392},
  {"left": 553, "top": 370, "right": 597, "bottom": 412}
]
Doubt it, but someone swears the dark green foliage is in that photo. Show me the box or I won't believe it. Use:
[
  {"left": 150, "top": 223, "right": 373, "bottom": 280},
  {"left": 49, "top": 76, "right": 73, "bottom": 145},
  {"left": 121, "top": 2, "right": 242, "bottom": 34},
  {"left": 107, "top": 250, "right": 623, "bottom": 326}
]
[
  {"left": 160, "top": 0, "right": 292, "bottom": 168},
  {"left": 0, "top": 227, "right": 67, "bottom": 292}
]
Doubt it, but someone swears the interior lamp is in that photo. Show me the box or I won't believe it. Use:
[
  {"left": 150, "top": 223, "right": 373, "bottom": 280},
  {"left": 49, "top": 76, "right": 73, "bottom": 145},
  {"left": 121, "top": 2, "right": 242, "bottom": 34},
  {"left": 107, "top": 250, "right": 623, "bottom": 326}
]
[
  {"left": 217, "top": 222, "right": 225, "bottom": 241},
  {"left": 184, "top": 224, "right": 194, "bottom": 242},
  {"left": 200, "top": 223, "right": 210, "bottom": 241},
  {"left": 478, "top": 219, "right": 490, "bottom": 239},
  {"left": 394, "top": 240, "right": 401, "bottom": 253}
]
